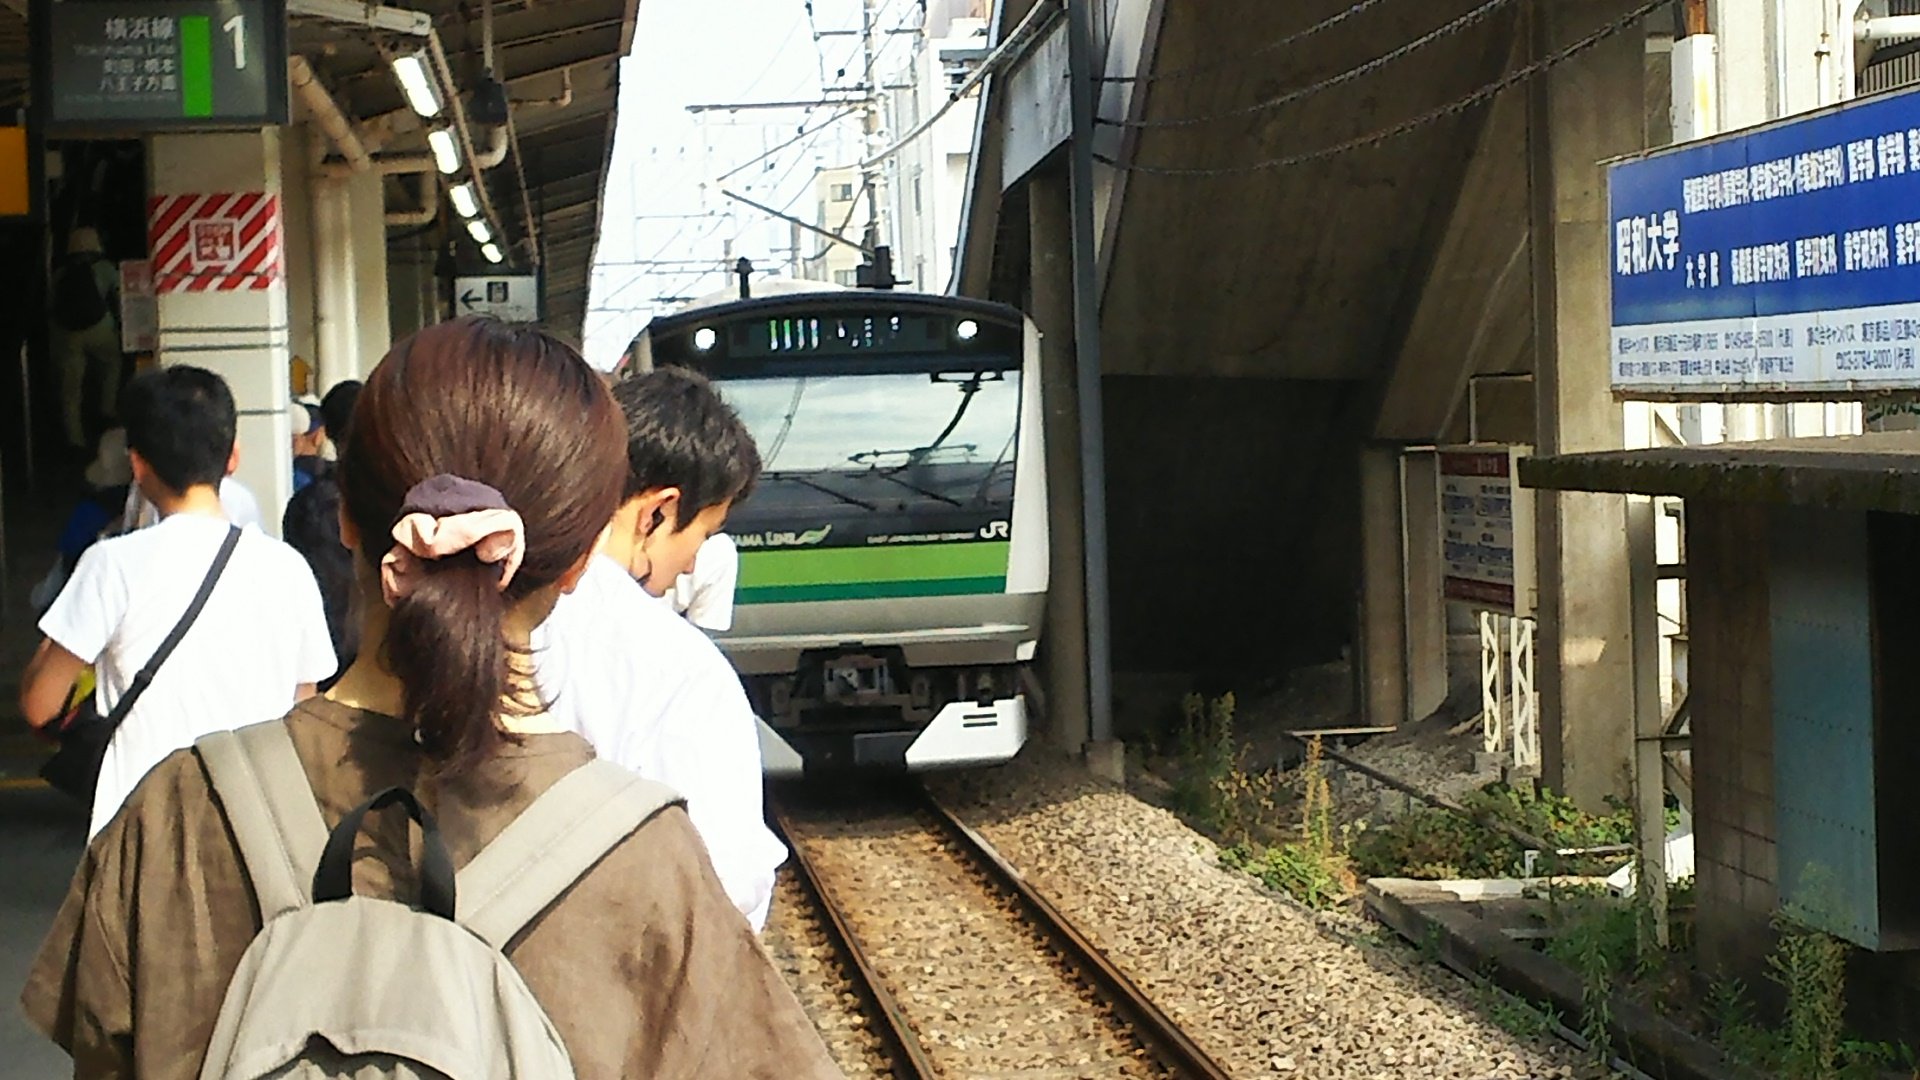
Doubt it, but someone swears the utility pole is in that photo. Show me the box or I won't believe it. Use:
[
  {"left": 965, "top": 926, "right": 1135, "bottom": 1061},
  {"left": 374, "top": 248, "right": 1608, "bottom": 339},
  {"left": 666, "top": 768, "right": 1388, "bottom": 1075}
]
[{"left": 858, "top": 0, "right": 888, "bottom": 251}]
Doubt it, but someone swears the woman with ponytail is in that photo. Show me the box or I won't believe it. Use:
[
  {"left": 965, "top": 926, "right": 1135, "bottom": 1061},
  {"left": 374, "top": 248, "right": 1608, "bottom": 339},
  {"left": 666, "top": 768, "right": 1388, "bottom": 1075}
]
[{"left": 23, "top": 318, "right": 846, "bottom": 1079}]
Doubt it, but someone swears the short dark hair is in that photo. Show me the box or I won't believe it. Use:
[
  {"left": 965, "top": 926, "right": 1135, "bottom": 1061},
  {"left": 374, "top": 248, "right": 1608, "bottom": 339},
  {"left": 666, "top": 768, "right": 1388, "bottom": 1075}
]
[
  {"left": 121, "top": 366, "right": 235, "bottom": 493},
  {"left": 613, "top": 366, "right": 761, "bottom": 528},
  {"left": 281, "top": 474, "right": 356, "bottom": 686},
  {"left": 320, "top": 379, "right": 362, "bottom": 444}
]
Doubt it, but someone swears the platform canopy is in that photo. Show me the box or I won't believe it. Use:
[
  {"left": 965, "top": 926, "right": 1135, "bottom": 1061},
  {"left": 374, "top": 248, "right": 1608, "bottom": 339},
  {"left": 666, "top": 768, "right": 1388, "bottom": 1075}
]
[
  {"left": 0, "top": 0, "right": 638, "bottom": 342},
  {"left": 1521, "top": 431, "right": 1920, "bottom": 513},
  {"left": 286, "top": 0, "right": 638, "bottom": 341}
]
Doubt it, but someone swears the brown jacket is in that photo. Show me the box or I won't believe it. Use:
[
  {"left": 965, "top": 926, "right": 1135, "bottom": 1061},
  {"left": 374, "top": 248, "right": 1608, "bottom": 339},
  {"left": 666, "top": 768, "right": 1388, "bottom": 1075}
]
[{"left": 22, "top": 698, "right": 845, "bottom": 1080}]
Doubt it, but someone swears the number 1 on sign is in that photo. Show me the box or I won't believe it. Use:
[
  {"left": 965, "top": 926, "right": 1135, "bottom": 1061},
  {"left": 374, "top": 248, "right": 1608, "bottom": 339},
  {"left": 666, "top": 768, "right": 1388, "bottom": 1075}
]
[{"left": 224, "top": 15, "right": 245, "bottom": 69}]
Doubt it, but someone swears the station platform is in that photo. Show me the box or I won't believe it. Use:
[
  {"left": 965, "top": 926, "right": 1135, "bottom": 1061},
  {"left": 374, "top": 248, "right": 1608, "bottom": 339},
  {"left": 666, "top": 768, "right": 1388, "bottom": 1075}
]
[{"left": 0, "top": 493, "right": 93, "bottom": 1070}]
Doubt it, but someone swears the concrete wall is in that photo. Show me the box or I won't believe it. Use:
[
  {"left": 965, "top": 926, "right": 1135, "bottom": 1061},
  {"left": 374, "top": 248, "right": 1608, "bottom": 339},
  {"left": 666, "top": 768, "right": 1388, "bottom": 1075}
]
[
  {"left": 1102, "top": 375, "right": 1367, "bottom": 675},
  {"left": 1690, "top": 500, "right": 1920, "bottom": 1044},
  {"left": 1689, "top": 500, "right": 1779, "bottom": 990}
]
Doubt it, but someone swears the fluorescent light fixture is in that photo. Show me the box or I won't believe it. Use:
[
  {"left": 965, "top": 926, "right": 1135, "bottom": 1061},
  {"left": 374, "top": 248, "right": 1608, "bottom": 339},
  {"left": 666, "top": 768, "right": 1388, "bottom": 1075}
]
[
  {"left": 449, "top": 182, "right": 479, "bottom": 218},
  {"left": 426, "top": 129, "right": 460, "bottom": 175},
  {"left": 481, "top": 242, "right": 503, "bottom": 264},
  {"left": 466, "top": 219, "right": 492, "bottom": 244},
  {"left": 390, "top": 52, "right": 443, "bottom": 119}
]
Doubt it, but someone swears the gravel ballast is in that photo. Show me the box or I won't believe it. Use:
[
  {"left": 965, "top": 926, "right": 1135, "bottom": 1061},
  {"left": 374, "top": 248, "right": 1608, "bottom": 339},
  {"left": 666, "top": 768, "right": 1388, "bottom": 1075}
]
[{"left": 927, "top": 749, "right": 1604, "bottom": 1080}]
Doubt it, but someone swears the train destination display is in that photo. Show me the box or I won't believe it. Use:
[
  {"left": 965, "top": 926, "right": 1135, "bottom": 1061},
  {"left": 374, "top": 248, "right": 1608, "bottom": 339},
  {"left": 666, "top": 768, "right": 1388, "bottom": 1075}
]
[
  {"left": 38, "top": 0, "right": 288, "bottom": 131},
  {"left": 1609, "top": 81, "right": 1920, "bottom": 396}
]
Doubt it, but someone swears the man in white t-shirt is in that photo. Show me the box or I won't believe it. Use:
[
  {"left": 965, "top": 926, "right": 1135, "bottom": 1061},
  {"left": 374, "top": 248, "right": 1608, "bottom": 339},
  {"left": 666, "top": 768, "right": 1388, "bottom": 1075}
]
[
  {"left": 20, "top": 366, "right": 337, "bottom": 836},
  {"left": 121, "top": 470, "right": 262, "bottom": 533},
  {"left": 669, "top": 532, "right": 739, "bottom": 632},
  {"left": 534, "top": 366, "right": 780, "bottom": 929}
]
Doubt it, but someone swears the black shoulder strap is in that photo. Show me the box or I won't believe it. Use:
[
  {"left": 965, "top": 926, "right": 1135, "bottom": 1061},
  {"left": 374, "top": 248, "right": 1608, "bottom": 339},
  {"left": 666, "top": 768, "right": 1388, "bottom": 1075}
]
[{"left": 104, "top": 524, "right": 242, "bottom": 729}]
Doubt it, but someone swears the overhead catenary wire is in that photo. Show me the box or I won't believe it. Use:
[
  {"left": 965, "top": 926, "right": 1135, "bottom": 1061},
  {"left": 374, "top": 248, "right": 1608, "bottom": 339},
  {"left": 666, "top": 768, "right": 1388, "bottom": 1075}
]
[
  {"left": 854, "top": 0, "right": 1062, "bottom": 170},
  {"left": 1100, "top": 0, "right": 1517, "bottom": 130},
  {"left": 717, "top": 107, "right": 862, "bottom": 183},
  {"left": 1098, "top": 0, "right": 1401, "bottom": 85},
  {"left": 1099, "top": 0, "right": 1666, "bottom": 176}
]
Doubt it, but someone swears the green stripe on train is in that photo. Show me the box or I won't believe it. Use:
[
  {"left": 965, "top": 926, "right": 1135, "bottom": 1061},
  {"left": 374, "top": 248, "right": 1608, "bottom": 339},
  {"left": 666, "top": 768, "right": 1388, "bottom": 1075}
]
[
  {"left": 737, "top": 541, "right": 1011, "bottom": 604},
  {"left": 736, "top": 575, "right": 1008, "bottom": 604}
]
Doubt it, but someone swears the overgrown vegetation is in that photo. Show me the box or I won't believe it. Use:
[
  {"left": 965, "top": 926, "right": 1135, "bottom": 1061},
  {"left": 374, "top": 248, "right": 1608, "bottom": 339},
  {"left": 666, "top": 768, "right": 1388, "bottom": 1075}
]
[
  {"left": 1163, "top": 693, "right": 1356, "bottom": 909},
  {"left": 1349, "top": 782, "right": 1653, "bottom": 880},
  {"left": 1474, "top": 972, "right": 1564, "bottom": 1042},
  {"left": 1218, "top": 736, "right": 1356, "bottom": 909},
  {"left": 1167, "top": 692, "right": 1239, "bottom": 828},
  {"left": 1702, "top": 918, "right": 1917, "bottom": 1080}
]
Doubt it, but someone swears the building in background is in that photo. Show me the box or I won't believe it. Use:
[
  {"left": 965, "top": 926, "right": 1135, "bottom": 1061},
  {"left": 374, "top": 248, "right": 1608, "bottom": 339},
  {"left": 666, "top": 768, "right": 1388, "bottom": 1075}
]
[
  {"left": 880, "top": 2, "right": 989, "bottom": 293},
  {"left": 805, "top": 165, "right": 868, "bottom": 286}
]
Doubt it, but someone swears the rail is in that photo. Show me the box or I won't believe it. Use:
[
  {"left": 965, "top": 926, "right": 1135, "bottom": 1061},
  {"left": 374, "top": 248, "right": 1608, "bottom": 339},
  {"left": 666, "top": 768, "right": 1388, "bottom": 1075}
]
[
  {"left": 773, "top": 787, "right": 1236, "bottom": 1080},
  {"left": 771, "top": 802, "right": 943, "bottom": 1079},
  {"left": 917, "top": 791, "right": 1237, "bottom": 1080}
]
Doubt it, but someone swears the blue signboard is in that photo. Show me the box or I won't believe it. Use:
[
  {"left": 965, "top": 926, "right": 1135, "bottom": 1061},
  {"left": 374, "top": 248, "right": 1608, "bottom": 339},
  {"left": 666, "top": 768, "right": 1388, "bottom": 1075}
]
[{"left": 1609, "top": 83, "right": 1920, "bottom": 396}]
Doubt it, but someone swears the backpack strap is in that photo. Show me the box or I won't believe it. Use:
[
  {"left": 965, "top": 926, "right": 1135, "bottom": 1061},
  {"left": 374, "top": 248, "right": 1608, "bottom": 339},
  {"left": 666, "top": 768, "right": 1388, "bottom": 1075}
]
[
  {"left": 197, "top": 722, "right": 330, "bottom": 922},
  {"left": 456, "top": 761, "right": 682, "bottom": 950}
]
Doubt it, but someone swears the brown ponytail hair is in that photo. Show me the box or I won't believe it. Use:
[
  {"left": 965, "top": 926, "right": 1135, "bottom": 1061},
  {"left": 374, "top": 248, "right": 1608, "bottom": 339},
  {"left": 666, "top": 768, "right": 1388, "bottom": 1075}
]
[{"left": 339, "top": 317, "right": 625, "bottom": 774}]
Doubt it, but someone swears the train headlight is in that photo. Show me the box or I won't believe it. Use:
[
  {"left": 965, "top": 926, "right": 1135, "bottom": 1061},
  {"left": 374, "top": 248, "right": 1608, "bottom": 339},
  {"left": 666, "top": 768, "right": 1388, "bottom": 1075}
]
[
  {"left": 693, "top": 327, "right": 718, "bottom": 351},
  {"left": 955, "top": 319, "right": 979, "bottom": 341}
]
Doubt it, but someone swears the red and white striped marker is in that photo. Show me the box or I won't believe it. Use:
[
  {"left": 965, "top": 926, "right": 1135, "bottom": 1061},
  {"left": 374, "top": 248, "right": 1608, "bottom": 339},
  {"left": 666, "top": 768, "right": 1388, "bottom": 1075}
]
[{"left": 147, "top": 192, "right": 284, "bottom": 293}]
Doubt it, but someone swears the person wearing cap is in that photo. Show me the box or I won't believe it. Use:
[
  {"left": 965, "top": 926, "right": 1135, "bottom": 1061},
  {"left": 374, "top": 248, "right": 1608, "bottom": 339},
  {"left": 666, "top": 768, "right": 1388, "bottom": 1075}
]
[
  {"left": 291, "top": 400, "right": 327, "bottom": 493},
  {"left": 31, "top": 429, "right": 135, "bottom": 615}
]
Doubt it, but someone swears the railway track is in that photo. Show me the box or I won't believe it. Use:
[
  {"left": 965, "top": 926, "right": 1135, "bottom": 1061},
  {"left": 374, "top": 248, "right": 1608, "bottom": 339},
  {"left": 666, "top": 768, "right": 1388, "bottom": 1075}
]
[{"left": 772, "top": 786, "right": 1234, "bottom": 1080}]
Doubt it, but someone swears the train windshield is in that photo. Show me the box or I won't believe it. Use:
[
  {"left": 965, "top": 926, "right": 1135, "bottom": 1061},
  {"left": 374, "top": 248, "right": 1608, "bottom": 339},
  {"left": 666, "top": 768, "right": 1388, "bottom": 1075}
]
[{"left": 711, "top": 364, "right": 1021, "bottom": 549}]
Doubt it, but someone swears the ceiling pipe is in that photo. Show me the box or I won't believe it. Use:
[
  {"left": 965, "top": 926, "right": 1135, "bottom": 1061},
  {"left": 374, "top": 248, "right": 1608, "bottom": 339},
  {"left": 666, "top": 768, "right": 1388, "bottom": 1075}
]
[
  {"left": 290, "top": 55, "right": 371, "bottom": 172},
  {"left": 385, "top": 174, "right": 441, "bottom": 227},
  {"left": 287, "top": 0, "right": 519, "bottom": 262},
  {"left": 427, "top": 27, "right": 518, "bottom": 257},
  {"left": 1859, "top": 14, "right": 1920, "bottom": 40},
  {"left": 317, "top": 153, "right": 439, "bottom": 178}
]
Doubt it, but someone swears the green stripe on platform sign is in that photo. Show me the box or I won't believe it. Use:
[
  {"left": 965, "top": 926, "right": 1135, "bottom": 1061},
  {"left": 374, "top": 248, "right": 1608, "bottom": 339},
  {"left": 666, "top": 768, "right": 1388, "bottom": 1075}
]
[
  {"left": 737, "top": 541, "right": 1010, "bottom": 604},
  {"left": 180, "top": 16, "right": 214, "bottom": 118}
]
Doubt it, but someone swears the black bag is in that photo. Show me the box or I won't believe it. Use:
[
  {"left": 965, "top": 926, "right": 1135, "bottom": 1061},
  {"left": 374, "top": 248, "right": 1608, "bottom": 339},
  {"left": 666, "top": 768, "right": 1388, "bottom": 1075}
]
[
  {"left": 51, "top": 255, "right": 109, "bottom": 332},
  {"left": 41, "top": 525, "right": 243, "bottom": 803}
]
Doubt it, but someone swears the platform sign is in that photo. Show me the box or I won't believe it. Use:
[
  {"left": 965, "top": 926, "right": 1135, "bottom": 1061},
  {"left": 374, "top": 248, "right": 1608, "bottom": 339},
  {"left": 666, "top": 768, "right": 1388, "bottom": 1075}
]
[
  {"left": 455, "top": 275, "right": 540, "bottom": 323},
  {"left": 1609, "top": 82, "right": 1920, "bottom": 398},
  {"left": 36, "top": 0, "right": 289, "bottom": 132},
  {"left": 148, "top": 191, "right": 284, "bottom": 291},
  {"left": 1440, "top": 445, "right": 1535, "bottom": 618},
  {"left": 119, "top": 259, "right": 157, "bottom": 351}
]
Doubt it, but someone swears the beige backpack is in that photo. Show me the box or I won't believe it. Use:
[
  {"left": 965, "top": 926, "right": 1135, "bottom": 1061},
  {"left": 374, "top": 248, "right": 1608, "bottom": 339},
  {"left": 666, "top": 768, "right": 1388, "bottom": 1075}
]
[{"left": 193, "top": 722, "right": 680, "bottom": 1079}]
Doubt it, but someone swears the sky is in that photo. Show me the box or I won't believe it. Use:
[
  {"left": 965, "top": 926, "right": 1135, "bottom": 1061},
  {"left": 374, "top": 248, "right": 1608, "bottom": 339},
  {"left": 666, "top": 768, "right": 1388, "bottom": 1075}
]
[{"left": 581, "top": 0, "right": 925, "bottom": 368}]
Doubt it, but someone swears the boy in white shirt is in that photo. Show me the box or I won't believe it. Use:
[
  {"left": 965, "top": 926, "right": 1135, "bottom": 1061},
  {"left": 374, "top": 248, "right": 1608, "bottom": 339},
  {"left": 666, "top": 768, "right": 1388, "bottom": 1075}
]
[
  {"left": 21, "top": 366, "right": 338, "bottom": 837},
  {"left": 533, "top": 366, "right": 783, "bottom": 929},
  {"left": 670, "top": 532, "right": 739, "bottom": 632}
]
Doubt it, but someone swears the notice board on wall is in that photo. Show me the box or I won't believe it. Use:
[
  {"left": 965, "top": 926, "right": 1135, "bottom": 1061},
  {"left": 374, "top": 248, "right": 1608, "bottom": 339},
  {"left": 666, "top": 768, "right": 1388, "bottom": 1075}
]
[{"left": 1439, "top": 445, "right": 1535, "bottom": 618}]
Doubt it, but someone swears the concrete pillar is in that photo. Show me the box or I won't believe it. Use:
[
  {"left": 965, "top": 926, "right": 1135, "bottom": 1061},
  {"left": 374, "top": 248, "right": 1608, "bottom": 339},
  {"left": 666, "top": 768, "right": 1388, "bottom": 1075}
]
[
  {"left": 1527, "top": 0, "right": 1645, "bottom": 809},
  {"left": 1028, "top": 170, "right": 1091, "bottom": 756},
  {"left": 1358, "top": 444, "right": 1408, "bottom": 727},
  {"left": 148, "top": 130, "right": 295, "bottom": 537},
  {"left": 1401, "top": 449, "right": 1449, "bottom": 721},
  {"left": 279, "top": 126, "right": 319, "bottom": 390},
  {"left": 311, "top": 175, "right": 357, "bottom": 392},
  {"left": 347, "top": 169, "right": 391, "bottom": 382}
]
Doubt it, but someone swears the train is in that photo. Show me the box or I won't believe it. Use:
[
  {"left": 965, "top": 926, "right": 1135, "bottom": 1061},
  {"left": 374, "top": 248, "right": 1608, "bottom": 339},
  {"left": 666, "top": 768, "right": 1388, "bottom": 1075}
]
[{"left": 623, "top": 281, "right": 1048, "bottom": 777}]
